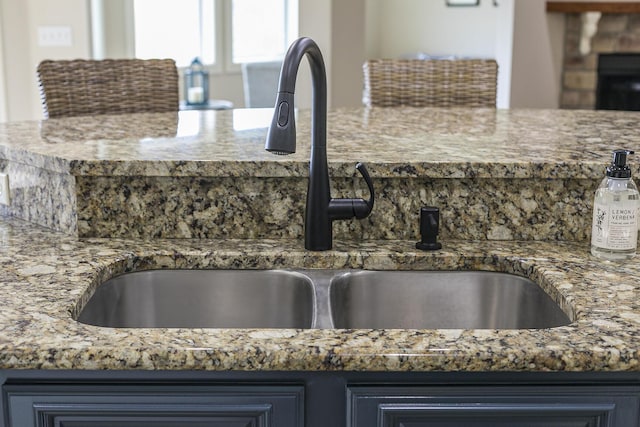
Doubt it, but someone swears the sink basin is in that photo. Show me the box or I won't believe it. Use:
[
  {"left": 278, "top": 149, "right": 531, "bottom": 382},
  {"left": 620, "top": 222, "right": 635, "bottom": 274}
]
[
  {"left": 77, "top": 269, "right": 315, "bottom": 328},
  {"left": 329, "top": 271, "right": 571, "bottom": 329},
  {"left": 77, "top": 268, "right": 571, "bottom": 330}
]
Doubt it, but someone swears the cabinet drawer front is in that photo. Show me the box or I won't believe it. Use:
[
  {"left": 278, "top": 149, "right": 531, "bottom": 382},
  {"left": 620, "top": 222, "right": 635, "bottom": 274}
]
[
  {"left": 375, "top": 403, "right": 611, "bottom": 427},
  {"left": 4, "top": 384, "right": 303, "bottom": 427},
  {"left": 31, "top": 403, "right": 270, "bottom": 427},
  {"left": 348, "top": 385, "right": 640, "bottom": 427}
]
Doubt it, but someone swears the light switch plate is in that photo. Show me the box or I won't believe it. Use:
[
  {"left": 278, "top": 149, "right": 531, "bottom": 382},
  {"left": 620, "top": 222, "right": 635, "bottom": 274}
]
[
  {"left": 37, "top": 26, "right": 73, "bottom": 47},
  {"left": 0, "top": 173, "right": 10, "bottom": 205}
]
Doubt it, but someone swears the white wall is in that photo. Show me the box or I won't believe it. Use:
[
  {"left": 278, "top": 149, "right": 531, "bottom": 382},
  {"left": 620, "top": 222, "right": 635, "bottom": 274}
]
[
  {"left": 1, "top": 0, "right": 37, "bottom": 121},
  {"left": 494, "top": 0, "right": 515, "bottom": 109},
  {"left": 91, "top": 0, "right": 134, "bottom": 59},
  {"left": 0, "top": 0, "right": 91, "bottom": 122},
  {"left": 296, "top": 0, "right": 332, "bottom": 109},
  {"left": 293, "top": 0, "right": 367, "bottom": 109},
  {"left": 0, "top": 0, "right": 7, "bottom": 122},
  {"left": 0, "top": 0, "right": 578, "bottom": 122},
  {"left": 510, "top": 0, "right": 565, "bottom": 108},
  {"left": 330, "top": 0, "right": 366, "bottom": 108},
  {"left": 365, "top": 0, "right": 501, "bottom": 59}
]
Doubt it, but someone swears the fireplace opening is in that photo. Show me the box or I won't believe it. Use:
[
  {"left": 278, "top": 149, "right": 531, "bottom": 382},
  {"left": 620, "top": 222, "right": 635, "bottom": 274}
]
[{"left": 596, "top": 53, "right": 640, "bottom": 111}]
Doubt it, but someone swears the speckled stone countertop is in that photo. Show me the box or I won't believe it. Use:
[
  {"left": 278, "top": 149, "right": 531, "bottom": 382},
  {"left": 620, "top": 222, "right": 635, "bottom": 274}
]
[
  {"left": 0, "top": 215, "right": 636, "bottom": 372},
  {"left": 1, "top": 107, "right": 639, "bottom": 178},
  {"left": 0, "top": 107, "right": 639, "bottom": 373},
  {"left": 3, "top": 107, "right": 640, "bottom": 242}
]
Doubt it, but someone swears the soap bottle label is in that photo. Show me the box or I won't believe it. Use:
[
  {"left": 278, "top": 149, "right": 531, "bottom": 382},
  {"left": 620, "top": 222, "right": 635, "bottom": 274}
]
[{"left": 591, "top": 200, "right": 638, "bottom": 250}]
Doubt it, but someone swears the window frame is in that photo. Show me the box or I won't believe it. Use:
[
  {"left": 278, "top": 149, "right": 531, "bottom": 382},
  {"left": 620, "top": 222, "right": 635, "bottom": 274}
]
[
  {"left": 224, "top": 0, "right": 297, "bottom": 72},
  {"left": 100, "top": 0, "right": 296, "bottom": 75}
]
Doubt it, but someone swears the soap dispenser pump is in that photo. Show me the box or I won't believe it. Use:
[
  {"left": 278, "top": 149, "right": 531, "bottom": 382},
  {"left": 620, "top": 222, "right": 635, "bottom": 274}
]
[{"left": 591, "top": 149, "right": 640, "bottom": 260}]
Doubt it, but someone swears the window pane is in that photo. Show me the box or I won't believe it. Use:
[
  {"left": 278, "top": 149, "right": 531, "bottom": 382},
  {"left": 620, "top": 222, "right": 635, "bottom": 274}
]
[
  {"left": 133, "top": 0, "right": 215, "bottom": 67},
  {"left": 232, "top": 0, "right": 288, "bottom": 64}
]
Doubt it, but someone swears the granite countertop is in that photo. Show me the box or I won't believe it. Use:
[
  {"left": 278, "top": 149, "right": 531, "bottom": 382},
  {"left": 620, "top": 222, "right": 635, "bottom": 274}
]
[
  {"left": 1, "top": 107, "right": 639, "bottom": 178},
  {"left": 0, "top": 216, "right": 636, "bottom": 372},
  {"left": 0, "top": 107, "right": 638, "bottom": 372}
]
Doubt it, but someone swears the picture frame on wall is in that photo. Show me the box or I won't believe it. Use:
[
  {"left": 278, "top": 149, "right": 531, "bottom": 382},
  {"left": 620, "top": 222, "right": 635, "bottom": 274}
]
[{"left": 446, "top": 0, "right": 480, "bottom": 6}]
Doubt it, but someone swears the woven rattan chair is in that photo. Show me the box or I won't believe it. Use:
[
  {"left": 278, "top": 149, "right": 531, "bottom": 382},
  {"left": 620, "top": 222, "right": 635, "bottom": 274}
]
[
  {"left": 37, "top": 58, "right": 179, "bottom": 118},
  {"left": 363, "top": 58, "right": 498, "bottom": 108}
]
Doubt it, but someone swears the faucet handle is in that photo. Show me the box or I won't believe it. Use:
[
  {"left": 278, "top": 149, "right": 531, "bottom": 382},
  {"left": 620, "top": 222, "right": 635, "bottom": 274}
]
[
  {"left": 353, "top": 162, "right": 375, "bottom": 219},
  {"left": 327, "top": 162, "right": 375, "bottom": 221}
]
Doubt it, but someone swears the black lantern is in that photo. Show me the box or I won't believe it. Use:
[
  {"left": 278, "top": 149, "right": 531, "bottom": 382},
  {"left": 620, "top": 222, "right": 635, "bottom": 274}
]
[{"left": 184, "top": 57, "right": 209, "bottom": 106}]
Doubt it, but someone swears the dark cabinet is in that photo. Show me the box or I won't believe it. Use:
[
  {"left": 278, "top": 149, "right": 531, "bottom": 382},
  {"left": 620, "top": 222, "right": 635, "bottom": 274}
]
[
  {"left": 348, "top": 385, "right": 640, "bottom": 427},
  {"left": 4, "top": 384, "right": 303, "bottom": 427},
  {"left": 3, "top": 371, "right": 640, "bottom": 427}
]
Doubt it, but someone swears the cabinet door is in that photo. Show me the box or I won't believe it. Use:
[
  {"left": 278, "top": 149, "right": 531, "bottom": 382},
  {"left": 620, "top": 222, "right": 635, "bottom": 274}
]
[
  {"left": 348, "top": 385, "right": 640, "bottom": 427},
  {"left": 4, "top": 384, "right": 303, "bottom": 427}
]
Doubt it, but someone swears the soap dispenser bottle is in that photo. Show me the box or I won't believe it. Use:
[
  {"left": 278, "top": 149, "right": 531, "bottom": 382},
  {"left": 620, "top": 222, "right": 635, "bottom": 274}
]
[{"left": 591, "top": 149, "right": 640, "bottom": 260}]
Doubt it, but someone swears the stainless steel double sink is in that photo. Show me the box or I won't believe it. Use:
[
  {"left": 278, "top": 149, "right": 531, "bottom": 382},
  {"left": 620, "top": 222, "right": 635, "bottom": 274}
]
[{"left": 77, "top": 269, "right": 572, "bottom": 330}]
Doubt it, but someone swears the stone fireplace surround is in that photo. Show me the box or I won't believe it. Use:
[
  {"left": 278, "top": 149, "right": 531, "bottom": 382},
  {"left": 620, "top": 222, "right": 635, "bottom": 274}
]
[{"left": 561, "top": 11, "right": 640, "bottom": 109}]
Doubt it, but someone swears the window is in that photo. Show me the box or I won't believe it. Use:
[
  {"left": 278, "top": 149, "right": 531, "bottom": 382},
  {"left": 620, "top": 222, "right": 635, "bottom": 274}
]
[
  {"left": 133, "top": 0, "right": 215, "bottom": 67},
  {"left": 231, "top": 0, "right": 294, "bottom": 64},
  {"left": 130, "top": 0, "right": 297, "bottom": 70}
]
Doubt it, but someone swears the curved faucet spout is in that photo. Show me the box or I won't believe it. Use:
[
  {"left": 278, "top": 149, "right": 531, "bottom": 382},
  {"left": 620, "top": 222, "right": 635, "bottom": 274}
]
[
  {"left": 265, "top": 37, "right": 374, "bottom": 251},
  {"left": 265, "top": 37, "right": 326, "bottom": 155}
]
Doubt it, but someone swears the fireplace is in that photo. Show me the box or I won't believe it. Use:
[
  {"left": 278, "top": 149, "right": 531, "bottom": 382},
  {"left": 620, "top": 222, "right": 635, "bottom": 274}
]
[
  {"left": 559, "top": 12, "right": 640, "bottom": 110},
  {"left": 596, "top": 53, "right": 640, "bottom": 111}
]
